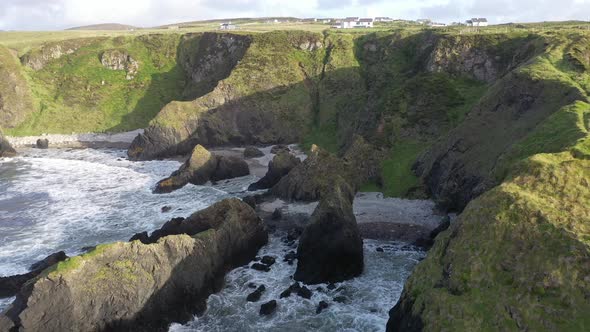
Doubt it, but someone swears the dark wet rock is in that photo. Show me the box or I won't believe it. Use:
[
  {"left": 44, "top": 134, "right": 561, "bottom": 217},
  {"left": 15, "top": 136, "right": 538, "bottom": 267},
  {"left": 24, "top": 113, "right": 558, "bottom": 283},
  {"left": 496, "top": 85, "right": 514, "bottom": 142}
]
[
  {"left": 0, "top": 132, "right": 16, "bottom": 157},
  {"left": 270, "top": 144, "right": 290, "bottom": 154},
  {"left": 283, "top": 251, "right": 297, "bottom": 264},
  {"left": 3, "top": 198, "right": 267, "bottom": 331},
  {"left": 279, "top": 289, "right": 291, "bottom": 298},
  {"left": 376, "top": 247, "right": 384, "bottom": 252},
  {"left": 297, "top": 286, "right": 312, "bottom": 299},
  {"left": 259, "top": 300, "right": 277, "bottom": 316},
  {"left": 242, "top": 195, "right": 257, "bottom": 209},
  {"left": 154, "top": 145, "right": 249, "bottom": 194},
  {"left": 35, "top": 138, "right": 49, "bottom": 149},
  {"left": 333, "top": 296, "right": 348, "bottom": 303},
  {"left": 248, "top": 283, "right": 257, "bottom": 289},
  {"left": 316, "top": 301, "right": 329, "bottom": 314},
  {"left": 294, "top": 178, "right": 363, "bottom": 284},
  {"left": 271, "top": 208, "right": 282, "bottom": 220},
  {"left": 243, "top": 146, "right": 264, "bottom": 158},
  {"left": 161, "top": 206, "right": 172, "bottom": 213},
  {"left": 129, "top": 231, "right": 149, "bottom": 244},
  {"left": 261, "top": 256, "right": 275, "bottom": 266},
  {"left": 327, "top": 283, "right": 337, "bottom": 290},
  {"left": 248, "top": 151, "right": 301, "bottom": 191},
  {"left": 430, "top": 216, "right": 451, "bottom": 239},
  {"left": 0, "top": 251, "right": 68, "bottom": 298},
  {"left": 251, "top": 263, "right": 271, "bottom": 272},
  {"left": 246, "top": 285, "right": 266, "bottom": 302},
  {"left": 280, "top": 282, "right": 303, "bottom": 298}
]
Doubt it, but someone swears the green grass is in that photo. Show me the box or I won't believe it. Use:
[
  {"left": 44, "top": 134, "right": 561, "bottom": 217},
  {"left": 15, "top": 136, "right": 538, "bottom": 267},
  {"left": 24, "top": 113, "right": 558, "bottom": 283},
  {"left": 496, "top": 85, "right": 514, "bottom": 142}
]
[
  {"left": 5, "top": 34, "right": 185, "bottom": 136},
  {"left": 380, "top": 141, "right": 427, "bottom": 197},
  {"left": 301, "top": 123, "right": 339, "bottom": 153}
]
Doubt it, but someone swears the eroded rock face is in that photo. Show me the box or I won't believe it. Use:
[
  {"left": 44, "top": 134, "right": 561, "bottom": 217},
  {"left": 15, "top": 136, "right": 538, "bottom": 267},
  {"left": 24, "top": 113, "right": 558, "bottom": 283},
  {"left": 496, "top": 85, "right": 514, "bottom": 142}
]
[
  {"left": 294, "top": 178, "right": 363, "bottom": 284},
  {"left": 2, "top": 198, "right": 267, "bottom": 331},
  {"left": 21, "top": 38, "right": 100, "bottom": 70},
  {"left": 0, "top": 131, "right": 16, "bottom": 157},
  {"left": 248, "top": 151, "right": 301, "bottom": 191},
  {"left": 154, "top": 144, "right": 249, "bottom": 193},
  {"left": 414, "top": 72, "right": 584, "bottom": 211},
  {"left": 100, "top": 49, "right": 139, "bottom": 80}
]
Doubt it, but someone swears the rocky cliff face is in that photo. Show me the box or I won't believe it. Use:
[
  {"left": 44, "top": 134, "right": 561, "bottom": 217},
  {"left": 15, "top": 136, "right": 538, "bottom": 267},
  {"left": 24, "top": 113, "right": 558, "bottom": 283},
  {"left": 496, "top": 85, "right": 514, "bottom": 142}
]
[
  {"left": 100, "top": 49, "right": 139, "bottom": 80},
  {"left": 20, "top": 38, "right": 102, "bottom": 71},
  {"left": 128, "top": 31, "right": 326, "bottom": 160},
  {"left": 1, "top": 199, "right": 267, "bottom": 331},
  {"left": 388, "top": 33, "right": 590, "bottom": 331},
  {"left": 0, "top": 46, "right": 34, "bottom": 129}
]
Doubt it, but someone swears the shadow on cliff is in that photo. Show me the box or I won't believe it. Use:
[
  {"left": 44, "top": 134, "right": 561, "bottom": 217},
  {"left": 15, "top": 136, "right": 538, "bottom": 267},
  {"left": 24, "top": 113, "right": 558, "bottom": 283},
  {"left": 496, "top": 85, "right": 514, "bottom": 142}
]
[{"left": 106, "top": 33, "right": 251, "bottom": 133}]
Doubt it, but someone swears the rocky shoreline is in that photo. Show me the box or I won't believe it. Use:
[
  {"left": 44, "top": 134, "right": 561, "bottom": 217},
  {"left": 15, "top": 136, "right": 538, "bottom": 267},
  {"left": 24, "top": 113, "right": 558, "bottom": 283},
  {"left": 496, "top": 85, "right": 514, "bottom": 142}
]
[
  {"left": 0, "top": 143, "right": 446, "bottom": 331},
  {"left": 6, "top": 130, "right": 143, "bottom": 149}
]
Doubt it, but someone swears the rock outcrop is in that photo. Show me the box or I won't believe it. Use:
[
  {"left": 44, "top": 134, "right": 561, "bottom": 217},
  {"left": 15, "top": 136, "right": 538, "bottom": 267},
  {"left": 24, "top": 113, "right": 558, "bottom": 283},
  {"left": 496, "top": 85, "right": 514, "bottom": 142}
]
[
  {"left": 272, "top": 145, "right": 355, "bottom": 201},
  {"left": 294, "top": 177, "right": 363, "bottom": 284},
  {"left": 154, "top": 144, "right": 249, "bottom": 193},
  {"left": 342, "top": 135, "right": 385, "bottom": 186},
  {"left": 20, "top": 38, "right": 101, "bottom": 71},
  {"left": 35, "top": 138, "right": 49, "bottom": 149},
  {"left": 0, "top": 251, "right": 68, "bottom": 298},
  {"left": 388, "top": 153, "right": 590, "bottom": 331},
  {"left": 243, "top": 146, "right": 264, "bottom": 158},
  {"left": 0, "top": 131, "right": 16, "bottom": 157},
  {"left": 1, "top": 198, "right": 267, "bottom": 331},
  {"left": 248, "top": 151, "right": 300, "bottom": 191},
  {"left": 100, "top": 49, "right": 139, "bottom": 80}
]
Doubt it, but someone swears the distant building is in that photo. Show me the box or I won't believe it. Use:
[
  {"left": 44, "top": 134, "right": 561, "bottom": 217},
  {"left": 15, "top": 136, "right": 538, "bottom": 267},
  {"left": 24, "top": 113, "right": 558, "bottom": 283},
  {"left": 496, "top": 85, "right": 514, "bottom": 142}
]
[
  {"left": 358, "top": 18, "right": 374, "bottom": 28},
  {"left": 429, "top": 22, "right": 447, "bottom": 27},
  {"left": 416, "top": 19, "right": 431, "bottom": 25},
  {"left": 320, "top": 18, "right": 334, "bottom": 24},
  {"left": 219, "top": 22, "right": 237, "bottom": 30},
  {"left": 467, "top": 18, "right": 488, "bottom": 27},
  {"left": 339, "top": 17, "right": 374, "bottom": 29},
  {"left": 375, "top": 17, "right": 393, "bottom": 22}
]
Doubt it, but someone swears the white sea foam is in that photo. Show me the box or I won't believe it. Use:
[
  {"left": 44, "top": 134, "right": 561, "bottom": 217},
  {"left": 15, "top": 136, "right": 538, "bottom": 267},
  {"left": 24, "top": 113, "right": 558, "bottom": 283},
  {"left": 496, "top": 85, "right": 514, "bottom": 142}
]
[
  {"left": 170, "top": 237, "right": 424, "bottom": 332},
  {"left": 0, "top": 147, "right": 430, "bottom": 329}
]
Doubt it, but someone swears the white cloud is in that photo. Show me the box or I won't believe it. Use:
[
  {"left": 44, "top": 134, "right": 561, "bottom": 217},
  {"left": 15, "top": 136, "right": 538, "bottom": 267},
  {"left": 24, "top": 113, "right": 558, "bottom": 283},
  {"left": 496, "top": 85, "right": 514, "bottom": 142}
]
[{"left": 0, "top": 0, "right": 589, "bottom": 30}]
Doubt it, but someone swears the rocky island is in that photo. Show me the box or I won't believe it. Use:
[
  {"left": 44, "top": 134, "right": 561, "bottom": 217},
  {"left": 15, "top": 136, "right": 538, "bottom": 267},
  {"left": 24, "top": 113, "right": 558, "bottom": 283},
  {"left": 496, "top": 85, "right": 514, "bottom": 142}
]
[{"left": 0, "top": 14, "right": 589, "bottom": 332}]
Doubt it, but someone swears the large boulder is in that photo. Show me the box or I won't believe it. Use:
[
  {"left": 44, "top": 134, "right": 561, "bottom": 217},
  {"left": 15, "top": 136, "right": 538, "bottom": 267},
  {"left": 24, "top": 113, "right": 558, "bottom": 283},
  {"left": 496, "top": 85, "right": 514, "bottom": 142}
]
[
  {"left": 1, "top": 198, "right": 267, "bottom": 331},
  {"left": 0, "top": 251, "right": 68, "bottom": 298},
  {"left": 0, "top": 131, "right": 16, "bottom": 157},
  {"left": 243, "top": 146, "right": 264, "bottom": 158},
  {"left": 294, "top": 178, "right": 364, "bottom": 284},
  {"left": 154, "top": 144, "right": 249, "bottom": 193},
  {"left": 271, "top": 145, "right": 355, "bottom": 201},
  {"left": 248, "top": 151, "right": 300, "bottom": 191},
  {"left": 35, "top": 138, "right": 49, "bottom": 149},
  {"left": 342, "top": 135, "right": 385, "bottom": 186}
]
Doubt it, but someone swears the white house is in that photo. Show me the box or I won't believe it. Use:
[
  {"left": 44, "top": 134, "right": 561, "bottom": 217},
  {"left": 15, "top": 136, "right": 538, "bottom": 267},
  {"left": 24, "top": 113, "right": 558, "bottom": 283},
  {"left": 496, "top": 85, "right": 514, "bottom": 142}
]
[
  {"left": 341, "top": 17, "right": 358, "bottom": 29},
  {"left": 340, "top": 17, "right": 373, "bottom": 29},
  {"left": 375, "top": 17, "right": 393, "bottom": 22},
  {"left": 219, "top": 22, "right": 237, "bottom": 30},
  {"left": 429, "top": 22, "right": 447, "bottom": 27},
  {"left": 467, "top": 18, "right": 488, "bottom": 27},
  {"left": 358, "top": 18, "right": 374, "bottom": 28}
]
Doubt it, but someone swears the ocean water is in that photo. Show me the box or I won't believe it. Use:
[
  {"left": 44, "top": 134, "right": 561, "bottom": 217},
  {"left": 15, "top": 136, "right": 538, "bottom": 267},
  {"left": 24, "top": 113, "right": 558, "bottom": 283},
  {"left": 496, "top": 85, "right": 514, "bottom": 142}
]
[{"left": 0, "top": 148, "right": 426, "bottom": 331}]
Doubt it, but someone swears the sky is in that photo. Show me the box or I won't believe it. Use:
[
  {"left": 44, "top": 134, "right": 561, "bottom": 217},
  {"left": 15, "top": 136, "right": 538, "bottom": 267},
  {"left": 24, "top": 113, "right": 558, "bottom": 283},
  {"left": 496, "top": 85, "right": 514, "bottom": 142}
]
[{"left": 1, "top": 0, "right": 590, "bottom": 30}]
